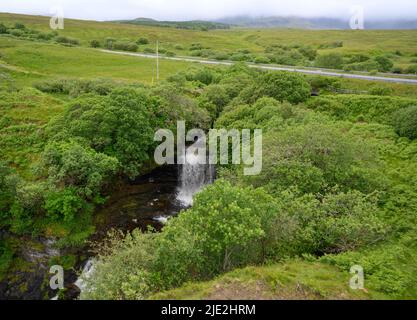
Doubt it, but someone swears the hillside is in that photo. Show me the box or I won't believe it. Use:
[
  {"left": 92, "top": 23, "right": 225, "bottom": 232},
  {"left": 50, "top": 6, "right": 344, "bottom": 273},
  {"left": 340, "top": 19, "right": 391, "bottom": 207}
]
[
  {"left": 216, "top": 15, "right": 417, "bottom": 29},
  {"left": 113, "top": 17, "right": 231, "bottom": 30}
]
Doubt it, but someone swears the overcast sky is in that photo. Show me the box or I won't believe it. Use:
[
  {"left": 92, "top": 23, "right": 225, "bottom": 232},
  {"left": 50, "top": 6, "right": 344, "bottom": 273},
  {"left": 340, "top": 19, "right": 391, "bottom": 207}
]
[{"left": 0, "top": 0, "right": 416, "bottom": 21}]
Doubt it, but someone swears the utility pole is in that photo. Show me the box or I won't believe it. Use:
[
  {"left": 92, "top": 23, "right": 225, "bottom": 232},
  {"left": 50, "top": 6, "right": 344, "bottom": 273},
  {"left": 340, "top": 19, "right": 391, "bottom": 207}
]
[{"left": 156, "top": 40, "right": 159, "bottom": 81}]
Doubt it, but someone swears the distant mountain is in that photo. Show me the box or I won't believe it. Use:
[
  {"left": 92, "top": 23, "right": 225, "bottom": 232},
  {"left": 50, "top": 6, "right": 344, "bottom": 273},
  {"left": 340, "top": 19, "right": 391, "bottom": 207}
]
[
  {"left": 113, "top": 18, "right": 231, "bottom": 30},
  {"left": 216, "top": 16, "right": 417, "bottom": 30}
]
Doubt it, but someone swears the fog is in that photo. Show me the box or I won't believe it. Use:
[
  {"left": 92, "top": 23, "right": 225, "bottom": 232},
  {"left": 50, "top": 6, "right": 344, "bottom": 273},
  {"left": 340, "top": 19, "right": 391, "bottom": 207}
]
[{"left": 0, "top": 0, "right": 416, "bottom": 21}]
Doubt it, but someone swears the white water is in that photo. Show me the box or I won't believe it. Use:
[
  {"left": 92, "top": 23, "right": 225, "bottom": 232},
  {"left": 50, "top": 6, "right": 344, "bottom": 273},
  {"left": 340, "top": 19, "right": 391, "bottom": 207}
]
[{"left": 176, "top": 148, "right": 215, "bottom": 207}]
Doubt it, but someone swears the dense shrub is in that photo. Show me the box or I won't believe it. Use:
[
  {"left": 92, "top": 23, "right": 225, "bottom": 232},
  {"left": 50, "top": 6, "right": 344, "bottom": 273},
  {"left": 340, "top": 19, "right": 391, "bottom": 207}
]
[
  {"left": 343, "top": 60, "right": 380, "bottom": 72},
  {"left": 306, "top": 94, "right": 417, "bottom": 124},
  {"left": 137, "top": 37, "right": 149, "bottom": 45},
  {"left": 392, "top": 106, "right": 417, "bottom": 139},
  {"left": 34, "top": 78, "right": 118, "bottom": 97},
  {"left": 298, "top": 46, "right": 317, "bottom": 60},
  {"left": 0, "top": 162, "right": 18, "bottom": 225},
  {"left": 113, "top": 42, "right": 138, "bottom": 52},
  {"left": 55, "top": 36, "right": 80, "bottom": 46},
  {"left": 143, "top": 47, "right": 155, "bottom": 54},
  {"left": 374, "top": 56, "right": 394, "bottom": 72},
  {"left": 0, "top": 23, "right": 7, "bottom": 34},
  {"left": 267, "top": 190, "right": 386, "bottom": 256},
  {"left": 8, "top": 29, "right": 25, "bottom": 37},
  {"left": 104, "top": 38, "right": 115, "bottom": 49},
  {"left": 255, "top": 71, "right": 311, "bottom": 104},
  {"left": 321, "top": 232, "right": 417, "bottom": 298},
  {"left": 244, "top": 123, "right": 383, "bottom": 195},
  {"left": 42, "top": 140, "right": 119, "bottom": 199},
  {"left": 318, "top": 41, "right": 343, "bottom": 49},
  {"left": 90, "top": 39, "right": 101, "bottom": 48},
  {"left": 406, "top": 64, "right": 417, "bottom": 74},
  {"left": 315, "top": 53, "right": 344, "bottom": 69},
  {"left": 14, "top": 23, "right": 25, "bottom": 30},
  {"left": 198, "top": 84, "right": 230, "bottom": 119},
  {"left": 47, "top": 88, "right": 164, "bottom": 178}
]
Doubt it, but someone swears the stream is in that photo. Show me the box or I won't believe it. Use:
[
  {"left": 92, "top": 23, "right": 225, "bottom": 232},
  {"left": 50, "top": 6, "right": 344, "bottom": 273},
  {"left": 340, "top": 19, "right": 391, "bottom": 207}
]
[{"left": 0, "top": 147, "right": 215, "bottom": 300}]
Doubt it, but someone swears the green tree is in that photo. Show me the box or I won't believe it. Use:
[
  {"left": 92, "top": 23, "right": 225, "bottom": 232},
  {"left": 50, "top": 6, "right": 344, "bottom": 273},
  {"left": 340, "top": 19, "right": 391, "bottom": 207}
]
[
  {"left": 392, "top": 106, "right": 417, "bottom": 140},
  {"left": 256, "top": 71, "right": 311, "bottom": 104}
]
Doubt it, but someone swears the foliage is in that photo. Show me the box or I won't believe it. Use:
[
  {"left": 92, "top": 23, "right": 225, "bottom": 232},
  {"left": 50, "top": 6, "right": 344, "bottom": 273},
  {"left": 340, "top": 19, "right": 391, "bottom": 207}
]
[
  {"left": 137, "top": 37, "right": 149, "bottom": 45},
  {"left": 315, "top": 53, "right": 344, "bottom": 69},
  {"left": 42, "top": 140, "right": 119, "bottom": 198},
  {"left": 47, "top": 88, "right": 160, "bottom": 178},
  {"left": 392, "top": 105, "right": 417, "bottom": 140},
  {"left": 253, "top": 71, "right": 311, "bottom": 104},
  {"left": 306, "top": 94, "right": 417, "bottom": 124},
  {"left": 90, "top": 39, "right": 101, "bottom": 48}
]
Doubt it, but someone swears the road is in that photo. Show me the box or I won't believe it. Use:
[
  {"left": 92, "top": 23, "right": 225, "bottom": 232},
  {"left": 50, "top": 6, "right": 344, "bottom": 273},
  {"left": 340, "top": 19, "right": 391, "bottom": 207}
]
[{"left": 100, "top": 49, "right": 417, "bottom": 85}]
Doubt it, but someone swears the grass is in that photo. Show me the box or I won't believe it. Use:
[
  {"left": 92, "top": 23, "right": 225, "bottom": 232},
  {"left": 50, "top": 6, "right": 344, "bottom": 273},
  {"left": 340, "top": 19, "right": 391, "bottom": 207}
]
[
  {"left": 150, "top": 260, "right": 388, "bottom": 300},
  {"left": 0, "top": 37, "right": 192, "bottom": 86},
  {"left": 1, "top": 12, "right": 417, "bottom": 68}
]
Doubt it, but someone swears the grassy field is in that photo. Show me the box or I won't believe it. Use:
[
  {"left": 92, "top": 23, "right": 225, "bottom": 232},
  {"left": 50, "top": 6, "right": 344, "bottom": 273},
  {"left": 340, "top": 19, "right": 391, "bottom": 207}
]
[
  {"left": 1, "top": 12, "right": 417, "bottom": 69},
  {"left": 150, "top": 260, "right": 387, "bottom": 300}
]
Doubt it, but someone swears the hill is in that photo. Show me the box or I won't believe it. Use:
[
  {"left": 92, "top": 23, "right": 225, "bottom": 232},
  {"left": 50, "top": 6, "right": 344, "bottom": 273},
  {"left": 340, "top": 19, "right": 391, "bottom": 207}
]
[
  {"left": 217, "top": 15, "right": 417, "bottom": 29},
  {"left": 113, "top": 17, "right": 231, "bottom": 30}
]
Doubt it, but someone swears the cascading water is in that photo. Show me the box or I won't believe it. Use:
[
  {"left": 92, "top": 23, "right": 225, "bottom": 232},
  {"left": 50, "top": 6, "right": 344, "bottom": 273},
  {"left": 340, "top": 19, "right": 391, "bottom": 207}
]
[{"left": 176, "top": 147, "right": 215, "bottom": 207}]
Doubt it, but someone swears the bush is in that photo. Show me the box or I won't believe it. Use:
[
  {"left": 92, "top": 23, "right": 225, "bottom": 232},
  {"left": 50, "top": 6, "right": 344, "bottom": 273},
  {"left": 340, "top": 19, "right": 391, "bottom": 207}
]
[
  {"left": 80, "top": 230, "right": 157, "bottom": 300},
  {"left": 9, "top": 29, "right": 25, "bottom": 37},
  {"left": 0, "top": 162, "right": 18, "bottom": 224},
  {"left": 343, "top": 60, "right": 380, "bottom": 72},
  {"left": 34, "top": 78, "right": 118, "bottom": 97},
  {"left": 315, "top": 53, "right": 344, "bottom": 69},
  {"left": 245, "top": 123, "right": 383, "bottom": 195},
  {"left": 44, "top": 187, "right": 86, "bottom": 222},
  {"left": 143, "top": 47, "right": 155, "bottom": 54},
  {"left": 369, "top": 86, "right": 393, "bottom": 96},
  {"left": 253, "top": 56, "right": 271, "bottom": 64},
  {"left": 55, "top": 36, "right": 79, "bottom": 46},
  {"left": 392, "top": 106, "right": 417, "bottom": 139},
  {"left": 406, "top": 64, "right": 417, "bottom": 74},
  {"left": 90, "top": 39, "right": 101, "bottom": 48},
  {"left": 42, "top": 140, "right": 119, "bottom": 199},
  {"left": 0, "top": 23, "right": 7, "bottom": 34},
  {"left": 306, "top": 94, "right": 417, "bottom": 124},
  {"left": 154, "top": 180, "right": 278, "bottom": 286},
  {"left": 267, "top": 190, "right": 386, "bottom": 256},
  {"left": 113, "top": 42, "right": 138, "bottom": 52},
  {"left": 374, "top": 56, "right": 394, "bottom": 72},
  {"left": 256, "top": 71, "right": 311, "bottom": 104},
  {"left": 14, "top": 23, "right": 25, "bottom": 30},
  {"left": 104, "top": 38, "right": 115, "bottom": 49},
  {"left": 47, "top": 88, "right": 163, "bottom": 178},
  {"left": 137, "top": 37, "right": 149, "bottom": 45},
  {"left": 318, "top": 41, "right": 343, "bottom": 49}
]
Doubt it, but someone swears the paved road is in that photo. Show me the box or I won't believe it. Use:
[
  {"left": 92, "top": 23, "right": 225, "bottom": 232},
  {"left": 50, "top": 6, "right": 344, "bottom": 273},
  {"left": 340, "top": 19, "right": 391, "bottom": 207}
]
[{"left": 100, "top": 49, "right": 417, "bottom": 85}]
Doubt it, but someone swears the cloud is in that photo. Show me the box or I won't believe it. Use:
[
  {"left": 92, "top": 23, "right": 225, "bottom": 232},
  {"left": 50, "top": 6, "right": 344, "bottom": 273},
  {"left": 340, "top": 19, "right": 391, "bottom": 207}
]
[{"left": 0, "top": 0, "right": 416, "bottom": 21}]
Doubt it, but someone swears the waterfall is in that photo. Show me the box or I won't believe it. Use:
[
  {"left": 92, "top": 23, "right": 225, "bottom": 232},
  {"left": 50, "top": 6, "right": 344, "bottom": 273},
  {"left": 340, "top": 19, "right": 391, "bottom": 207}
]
[{"left": 176, "top": 147, "right": 215, "bottom": 207}]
